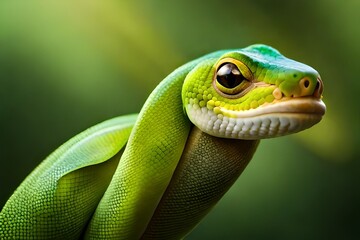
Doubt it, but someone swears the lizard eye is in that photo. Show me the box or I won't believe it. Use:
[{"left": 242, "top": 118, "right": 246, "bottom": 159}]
[{"left": 215, "top": 63, "right": 250, "bottom": 95}]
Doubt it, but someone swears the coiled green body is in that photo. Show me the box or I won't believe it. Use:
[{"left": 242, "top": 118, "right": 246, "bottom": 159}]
[{"left": 0, "top": 45, "right": 325, "bottom": 239}]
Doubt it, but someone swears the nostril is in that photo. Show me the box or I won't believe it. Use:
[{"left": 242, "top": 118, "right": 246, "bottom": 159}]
[
  {"left": 298, "top": 77, "right": 323, "bottom": 97},
  {"left": 304, "top": 79, "right": 310, "bottom": 88},
  {"left": 298, "top": 77, "right": 313, "bottom": 96}
]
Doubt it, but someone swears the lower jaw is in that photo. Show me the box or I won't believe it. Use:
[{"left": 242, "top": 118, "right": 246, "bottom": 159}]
[{"left": 187, "top": 104, "right": 324, "bottom": 140}]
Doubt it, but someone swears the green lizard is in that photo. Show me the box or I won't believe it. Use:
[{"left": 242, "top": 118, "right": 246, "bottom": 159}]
[{"left": 0, "top": 44, "right": 325, "bottom": 239}]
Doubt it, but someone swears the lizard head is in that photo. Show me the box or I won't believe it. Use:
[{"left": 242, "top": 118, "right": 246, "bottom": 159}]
[{"left": 182, "top": 44, "right": 326, "bottom": 139}]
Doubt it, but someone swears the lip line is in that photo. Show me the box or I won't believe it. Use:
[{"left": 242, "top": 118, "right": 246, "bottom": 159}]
[{"left": 220, "top": 97, "right": 326, "bottom": 118}]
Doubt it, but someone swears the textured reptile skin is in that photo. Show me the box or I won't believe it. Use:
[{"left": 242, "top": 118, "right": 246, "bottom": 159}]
[
  {"left": 0, "top": 116, "right": 135, "bottom": 239},
  {"left": 142, "top": 127, "right": 259, "bottom": 239}
]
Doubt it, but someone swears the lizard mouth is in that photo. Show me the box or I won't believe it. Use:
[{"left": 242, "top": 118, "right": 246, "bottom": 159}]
[
  {"left": 185, "top": 97, "right": 326, "bottom": 140},
  {"left": 221, "top": 97, "right": 326, "bottom": 119},
  {"left": 275, "top": 97, "right": 326, "bottom": 116}
]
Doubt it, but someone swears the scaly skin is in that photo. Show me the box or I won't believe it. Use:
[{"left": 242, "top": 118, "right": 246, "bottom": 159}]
[
  {"left": 183, "top": 45, "right": 325, "bottom": 139},
  {"left": 0, "top": 44, "right": 325, "bottom": 239}
]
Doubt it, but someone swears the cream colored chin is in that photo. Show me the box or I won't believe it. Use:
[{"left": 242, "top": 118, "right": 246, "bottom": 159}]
[{"left": 186, "top": 99, "right": 326, "bottom": 140}]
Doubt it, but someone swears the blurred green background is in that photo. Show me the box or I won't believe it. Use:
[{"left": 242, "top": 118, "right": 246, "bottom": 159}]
[{"left": 0, "top": 0, "right": 359, "bottom": 239}]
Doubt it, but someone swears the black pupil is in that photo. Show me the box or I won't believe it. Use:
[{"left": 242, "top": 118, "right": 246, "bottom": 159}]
[{"left": 216, "top": 63, "right": 244, "bottom": 88}]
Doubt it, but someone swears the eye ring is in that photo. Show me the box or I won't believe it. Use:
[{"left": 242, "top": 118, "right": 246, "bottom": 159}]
[{"left": 213, "top": 58, "right": 253, "bottom": 96}]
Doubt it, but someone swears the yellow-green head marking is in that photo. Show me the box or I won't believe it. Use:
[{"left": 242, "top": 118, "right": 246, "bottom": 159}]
[{"left": 182, "top": 44, "right": 325, "bottom": 139}]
